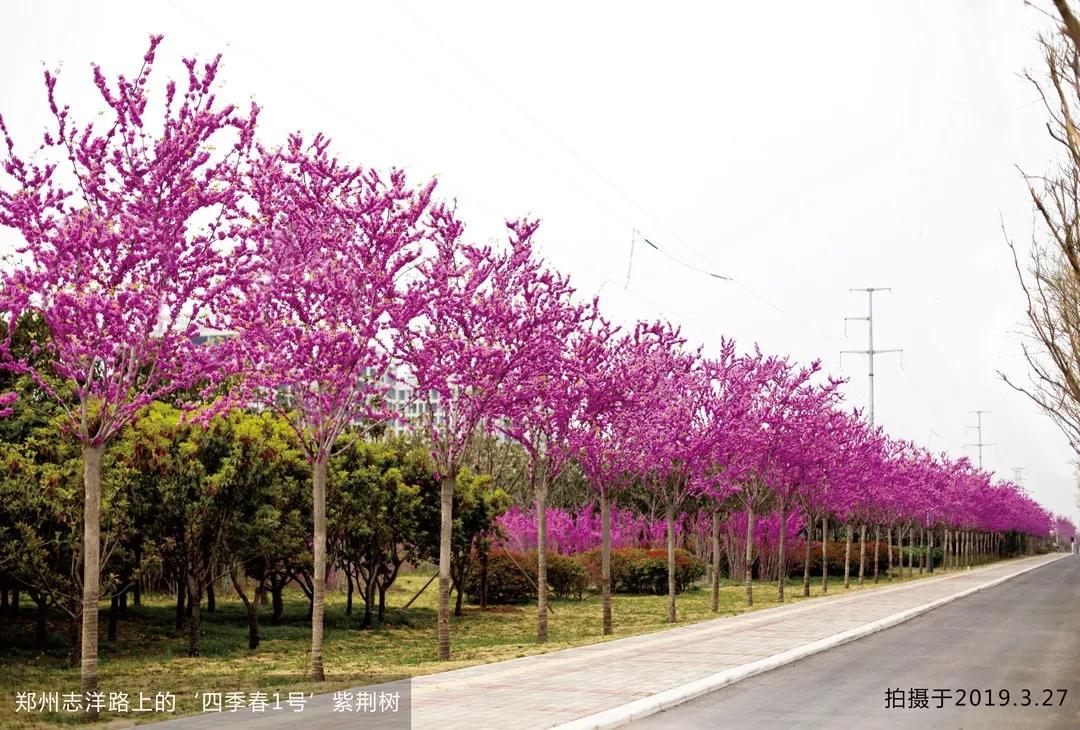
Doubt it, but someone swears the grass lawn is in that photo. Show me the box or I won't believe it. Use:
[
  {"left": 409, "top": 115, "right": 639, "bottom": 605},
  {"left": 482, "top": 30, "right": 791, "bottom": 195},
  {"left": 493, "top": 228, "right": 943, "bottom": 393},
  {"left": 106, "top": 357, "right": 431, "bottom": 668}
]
[{"left": 0, "top": 563, "right": 983, "bottom": 727}]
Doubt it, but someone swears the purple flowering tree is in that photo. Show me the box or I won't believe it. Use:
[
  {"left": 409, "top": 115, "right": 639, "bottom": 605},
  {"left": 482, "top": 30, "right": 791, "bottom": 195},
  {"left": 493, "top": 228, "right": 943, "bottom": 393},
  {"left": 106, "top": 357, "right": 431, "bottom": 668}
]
[
  {"left": 217, "top": 134, "right": 434, "bottom": 680},
  {"left": 496, "top": 275, "right": 596, "bottom": 642},
  {"left": 0, "top": 38, "right": 257, "bottom": 702},
  {"left": 401, "top": 212, "right": 568, "bottom": 659}
]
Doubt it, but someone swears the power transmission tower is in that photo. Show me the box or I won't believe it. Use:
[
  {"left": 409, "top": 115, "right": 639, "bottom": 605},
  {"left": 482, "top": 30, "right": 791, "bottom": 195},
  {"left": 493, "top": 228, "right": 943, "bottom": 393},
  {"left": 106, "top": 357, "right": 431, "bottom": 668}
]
[
  {"left": 965, "top": 410, "right": 997, "bottom": 469},
  {"left": 842, "top": 288, "right": 902, "bottom": 425},
  {"left": 1012, "top": 467, "right": 1026, "bottom": 486}
]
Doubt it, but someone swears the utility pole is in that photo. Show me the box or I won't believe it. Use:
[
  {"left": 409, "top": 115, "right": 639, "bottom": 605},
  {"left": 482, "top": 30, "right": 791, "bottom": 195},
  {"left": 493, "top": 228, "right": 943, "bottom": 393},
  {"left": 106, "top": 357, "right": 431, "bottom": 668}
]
[
  {"left": 842, "top": 288, "right": 902, "bottom": 425},
  {"left": 965, "top": 410, "right": 997, "bottom": 469}
]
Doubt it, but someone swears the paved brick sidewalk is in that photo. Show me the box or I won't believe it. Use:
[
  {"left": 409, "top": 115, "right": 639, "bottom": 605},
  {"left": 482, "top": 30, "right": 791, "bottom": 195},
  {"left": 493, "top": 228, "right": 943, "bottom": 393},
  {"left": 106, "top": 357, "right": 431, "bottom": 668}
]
[
  {"left": 408, "top": 553, "right": 1065, "bottom": 729},
  {"left": 152, "top": 553, "right": 1065, "bottom": 729}
]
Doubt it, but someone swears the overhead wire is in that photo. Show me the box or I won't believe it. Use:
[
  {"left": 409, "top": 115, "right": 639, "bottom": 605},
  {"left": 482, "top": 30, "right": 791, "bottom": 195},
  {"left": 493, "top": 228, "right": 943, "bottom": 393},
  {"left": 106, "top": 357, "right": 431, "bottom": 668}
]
[{"left": 168, "top": 0, "right": 844, "bottom": 356}]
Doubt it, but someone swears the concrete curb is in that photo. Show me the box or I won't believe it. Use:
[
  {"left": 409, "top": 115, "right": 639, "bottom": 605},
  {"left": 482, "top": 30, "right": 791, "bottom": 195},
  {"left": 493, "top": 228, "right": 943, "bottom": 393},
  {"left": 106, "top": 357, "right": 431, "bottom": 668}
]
[{"left": 555, "top": 553, "right": 1071, "bottom": 730}]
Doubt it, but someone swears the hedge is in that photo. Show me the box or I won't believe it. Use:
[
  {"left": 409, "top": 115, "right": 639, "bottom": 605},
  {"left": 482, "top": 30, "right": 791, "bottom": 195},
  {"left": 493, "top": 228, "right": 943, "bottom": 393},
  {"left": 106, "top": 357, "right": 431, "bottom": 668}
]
[
  {"left": 579, "top": 547, "right": 705, "bottom": 594},
  {"left": 464, "top": 550, "right": 589, "bottom": 604}
]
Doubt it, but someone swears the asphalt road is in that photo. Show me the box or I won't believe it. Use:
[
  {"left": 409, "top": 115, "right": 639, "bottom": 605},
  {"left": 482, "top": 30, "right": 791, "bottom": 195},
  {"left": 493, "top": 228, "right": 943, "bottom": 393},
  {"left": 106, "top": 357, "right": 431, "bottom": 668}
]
[{"left": 635, "top": 554, "right": 1080, "bottom": 730}]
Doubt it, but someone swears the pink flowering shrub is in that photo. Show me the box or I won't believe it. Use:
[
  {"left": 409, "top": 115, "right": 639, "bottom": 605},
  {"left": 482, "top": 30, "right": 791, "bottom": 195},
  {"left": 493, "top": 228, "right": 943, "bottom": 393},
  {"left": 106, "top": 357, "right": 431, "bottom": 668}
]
[{"left": 496, "top": 504, "right": 686, "bottom": 553}]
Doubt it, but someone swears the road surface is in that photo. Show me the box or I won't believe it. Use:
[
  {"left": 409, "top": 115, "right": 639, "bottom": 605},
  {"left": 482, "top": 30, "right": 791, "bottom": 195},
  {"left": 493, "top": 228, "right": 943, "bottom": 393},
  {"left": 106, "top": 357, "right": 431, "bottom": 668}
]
[{"left": 635, "top": 554, "right": 1080, "bottom": 729}]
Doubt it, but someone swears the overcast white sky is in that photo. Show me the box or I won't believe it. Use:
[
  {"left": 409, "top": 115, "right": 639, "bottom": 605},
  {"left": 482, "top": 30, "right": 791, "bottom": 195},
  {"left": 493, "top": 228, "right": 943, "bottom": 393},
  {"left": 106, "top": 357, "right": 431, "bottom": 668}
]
[{"left": 2, "top": 1, "right": 1077, "bottom": 523}]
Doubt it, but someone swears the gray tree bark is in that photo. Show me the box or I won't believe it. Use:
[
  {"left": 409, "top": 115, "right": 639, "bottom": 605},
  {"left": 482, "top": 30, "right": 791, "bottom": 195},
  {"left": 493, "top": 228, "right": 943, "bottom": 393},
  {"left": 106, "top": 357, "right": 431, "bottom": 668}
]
[
  {"left": 744, "top": 507, "right": 756, "bottom": 606},
  {"left": 600, "top": 492, "right": 613, "bottom": 633},
  {"left": 536, "top": 483, "right": 549, "bottom": 642},
  {"left": 776, "top": 504, "right": 787, "bottom": 602},
  {"left": 666, "top": 506, "right": 678, "bottom": 622},
  {"left": 710, "top": 508, "right": 721, "bottom": 611},
  {"left": 310, "top": 456, "right": 328, "bottom": 680},
  {"left": 80, "top": 444, "right": 104, "bottom": 717},
  {"left": 437, "top": 472, "right": 455, "bottom": 659}
]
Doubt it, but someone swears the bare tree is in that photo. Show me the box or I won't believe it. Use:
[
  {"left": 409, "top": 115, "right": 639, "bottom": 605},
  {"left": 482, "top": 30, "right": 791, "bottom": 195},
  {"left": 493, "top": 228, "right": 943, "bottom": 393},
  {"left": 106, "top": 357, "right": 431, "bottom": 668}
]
[{"left": 1003, "top": 4, "right": 1080, "bottom": 450}]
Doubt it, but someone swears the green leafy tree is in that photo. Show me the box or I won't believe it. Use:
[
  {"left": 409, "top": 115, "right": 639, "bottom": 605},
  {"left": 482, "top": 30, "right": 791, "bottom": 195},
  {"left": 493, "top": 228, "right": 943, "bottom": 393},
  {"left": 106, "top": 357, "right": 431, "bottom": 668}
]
[
  {"left": 221, "top": 411, "right": 311, "bottom": 649},
  {"left": 330, "top": 436, "right": 430, "bottom": 628},
  {"left": 0, "top": 418, "right": 136, "bottom": 660},
  {"left": 416, "top": 467, "right": 510, "bottom": 616},
  {"left": 120, "top": 403, "right": 241, "bottom": 657}
]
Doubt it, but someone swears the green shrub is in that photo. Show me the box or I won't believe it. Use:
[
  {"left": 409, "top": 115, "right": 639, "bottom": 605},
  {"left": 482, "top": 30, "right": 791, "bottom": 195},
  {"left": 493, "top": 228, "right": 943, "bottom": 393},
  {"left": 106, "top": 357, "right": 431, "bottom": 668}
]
[
  {"left": 788, "top": 540, "right": 892, "bottom": 578},
  {"left": 786, "top": 540, "right": 951, "bottom": 577},
  {"left": 623, "top": 548, "right": 705, "bottom": 594},
  {"left": 542, "top": 552, "right": 589, "bottom": 599},
  {"left": 899, "top": 546, "right": 945, "bottom": 564},
  {"left": 578, "top": 546, "right": 645, "bottom": 590},
  {"left": 464, "top": 549, "right": 536, "bottom": 605},
  {"left": 469, "top": 547, "right": 703, "bottom": 603},
  {"left": 579, "top": 547, "right": 704, "bottom": 594}
]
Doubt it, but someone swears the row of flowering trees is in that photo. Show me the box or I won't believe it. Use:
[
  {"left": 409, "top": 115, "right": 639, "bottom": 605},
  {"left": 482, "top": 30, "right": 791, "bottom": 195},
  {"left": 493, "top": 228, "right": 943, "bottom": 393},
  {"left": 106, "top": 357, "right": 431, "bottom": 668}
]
[{"left": 0, "top": 38, "right": 1062, "bottom": 702}]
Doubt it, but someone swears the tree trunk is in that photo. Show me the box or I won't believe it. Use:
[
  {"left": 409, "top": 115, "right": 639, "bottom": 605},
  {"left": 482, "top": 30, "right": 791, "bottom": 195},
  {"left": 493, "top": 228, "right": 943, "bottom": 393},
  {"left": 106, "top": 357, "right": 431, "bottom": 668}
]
[
  {"left": 858, "top": 524, "right": 866, "bottom": 585},
  {"left": 776, "top": 504, "right": 786, "bottom": 603},
  {"left": 536, "top": 483, "right": 549, "bottom": 643},
  {"left": 360, "top": 569, "right": 376, "bottom": 629},
  {"left": 843, "top": 523, "right": 852, "bottom": 589},
  {"left": 479, "top": 552, "right": 489, "bottom": 610},
  {"left": 345, "top": 568, "right": 353, "bottom": 616},
  {"left": 901, "top": 527, "right": 908, "bottom": 576},
  {"left": 80, "top": 444, "right": 104, "bottom": 716},
  {"left": 453, "top": 581, "right": 464, "bottom": 618},
  {"left": 666, "top": 506, "right": 678, "bottom": 622},
  {"left": 229, "top": 568, "right": 262, "bottom": 650},
  {"left": 802, "top": 523, "right": 811, "bottom": 597},
  {"left": 186, "top": 571, "right": 202, "bottom": 658},
  {"left": 248, "top": 592, "right": 262, "bottom": 650},
  {"left": 310, "top": 456, "right": 328, "bottom": 681},
  {"left": 108, "top": 594, "right": 118, "bottom": 642},
  {"left": 887, "top": 526, "right": 893, "bottom": 580},
  {"left": 175, "top": 567, "right": 186, "bottom": 633},
  {"left": 601, "top": 492, "right": 613, "bottom": 632},
  {"left": 873, "top": 525, "right": 880, "bottom": 584},
  {"left": 907, "top": 527, "right": 913, "bottom": 577},
  {"left": 68, "top": 614, "right": 80, "bottom": 668},
  {"left": 133, "top": 547, "right": 142, "bottom": 607},
  {"left": 704, "top": 507, "right": 721, "bottom": 609},
  {"left": 271, "top": 581, "right": 284, "bottom": 624},
  {"left": 437, "top": 472, "right": 455, "bottom": 660},
  {"left": 744, "top": 507, "right": 755, "bottom": 607},
  {"left": 919, "top": 529, "right": 926, "bottom": 574},
  {"left": 821, "top": 516, "right": 828, "bottom": 593},
  {"left": 928, "top": 527, "right": 935, "bottom": 573},
  {"left": 206, "top": 581, "right": 216, "bottom": 613},
  {"left": 710, "top": 507, "right": 721, "bottom": 611},
  {"left": 34, "top": 593, "right": 47, "bottom": 650},
  {"left": 378, "top": 580, "right": 388, "bottom": 622}
]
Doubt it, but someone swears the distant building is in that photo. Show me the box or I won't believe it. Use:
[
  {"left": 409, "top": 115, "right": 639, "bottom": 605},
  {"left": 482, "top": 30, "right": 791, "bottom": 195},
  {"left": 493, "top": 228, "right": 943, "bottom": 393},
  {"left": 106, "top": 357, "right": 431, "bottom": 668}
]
[{"left": 373, "top": 367, "right": 442, "bottom": 436}]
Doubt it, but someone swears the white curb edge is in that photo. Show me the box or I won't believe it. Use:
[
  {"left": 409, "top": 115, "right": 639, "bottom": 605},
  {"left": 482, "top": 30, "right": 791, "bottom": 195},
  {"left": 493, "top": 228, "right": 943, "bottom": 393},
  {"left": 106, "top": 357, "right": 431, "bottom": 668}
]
[{"left": 554, "top": 553, "right": 1071, "bottom": 730}]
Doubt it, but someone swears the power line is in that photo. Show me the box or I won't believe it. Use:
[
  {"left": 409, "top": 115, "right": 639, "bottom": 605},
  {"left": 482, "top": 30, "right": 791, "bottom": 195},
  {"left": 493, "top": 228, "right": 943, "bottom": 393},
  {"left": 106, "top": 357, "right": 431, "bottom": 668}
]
[
  {"left": 394, "top": 2, "right": 722, "bottom": 274},
  {"left": 170, "top": 0, "right": 842, "bottom": 354},
  {"left": 394, "top": 3, "right": 848, "bottom": 346},
  {"left": 624, "top": 229, "right": 731, "bottom": 287}
]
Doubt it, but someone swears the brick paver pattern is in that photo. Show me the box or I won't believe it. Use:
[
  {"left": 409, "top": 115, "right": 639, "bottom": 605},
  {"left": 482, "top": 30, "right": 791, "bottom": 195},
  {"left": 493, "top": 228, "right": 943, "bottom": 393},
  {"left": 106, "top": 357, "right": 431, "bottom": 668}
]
[
  {"left": 409, "top": 554, "right": 1063, "bottom": 729},
  {"left": 151, "top": 553, "right": 1063, "bottom": 729}
]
